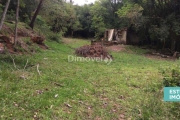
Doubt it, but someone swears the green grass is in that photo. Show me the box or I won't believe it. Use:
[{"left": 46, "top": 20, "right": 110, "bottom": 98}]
[{"left": 0, "top": 38, "right": 180, "bottom": 119}]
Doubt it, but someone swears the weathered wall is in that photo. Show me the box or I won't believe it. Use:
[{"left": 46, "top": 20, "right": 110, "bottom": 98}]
[{"left": 104, "top": 28, "right": 127, "bottom": 44}]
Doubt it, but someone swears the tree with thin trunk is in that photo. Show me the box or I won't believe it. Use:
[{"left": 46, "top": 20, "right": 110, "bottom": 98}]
[
  {"left": 14, "top": 0, "right": 19, "bottom": 45},
  {"left": 0, "top": 0, "right": 11, "bottom": 30},
  {"left": 29, "top": 0, "right": 44, "bottom": 29}
]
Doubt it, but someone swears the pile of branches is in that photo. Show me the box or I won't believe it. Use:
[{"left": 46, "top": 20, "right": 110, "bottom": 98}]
[
  {"left": 75, "top": 44, "right": 112, "bottom": 59},
  {"left": 0, "top": 35, "right": 48, "bottom": 54},
  {"left": 31, "top": 36, "right": 45, "bottom": 44},
  {"left": 0, "top": 35, "right": 14, "bottom": 53}
]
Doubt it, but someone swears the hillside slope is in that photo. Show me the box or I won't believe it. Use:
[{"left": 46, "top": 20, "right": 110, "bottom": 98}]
[{"left": 0, "top": 22, "right": 47, "bottom": 54}]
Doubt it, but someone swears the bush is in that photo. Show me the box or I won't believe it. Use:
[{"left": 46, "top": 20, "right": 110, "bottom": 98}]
[
  {"left": 161, "top": 66, "right": 180, "bottom": 119},
  {"left": 6, "top": 10, "right": 16, "bottom": 21},
  {"left": 162, "top": 66, "right": 180, "bottom": 87},
  {"left": 34, "top": 15, "right": 62, "bottom": 43},
  {"left": 47, "top": 32, "right": 62, "bottom": 43},
  {"left": 22, "top": 14, "right": 30, "bottom": 24}
]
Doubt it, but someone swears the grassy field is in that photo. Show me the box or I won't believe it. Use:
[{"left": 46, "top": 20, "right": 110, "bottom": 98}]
[{"left": 0, "top": 38, "right": 180, "bottom": 119}]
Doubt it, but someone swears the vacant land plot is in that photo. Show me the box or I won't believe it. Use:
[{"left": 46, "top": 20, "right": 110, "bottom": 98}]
[{"left": 0, "top": 38, "right": 180, "bottom": 119}]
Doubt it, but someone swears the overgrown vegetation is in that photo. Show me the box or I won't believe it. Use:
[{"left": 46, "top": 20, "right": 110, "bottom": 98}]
[
  {"left": 160, "top": 65, "right": 180, "bottom": 119},
  {"left": 162, "top": 66, "right": 180, "bottom": 87},
  {"left": 0, "top": 38, "right": 180, "bottom": 119},
  {"left": 0, "top": 0, "right": 180, "bottom": 119},
  {"left": 1, "top": 0, "right": 180, "bottom": 50}
]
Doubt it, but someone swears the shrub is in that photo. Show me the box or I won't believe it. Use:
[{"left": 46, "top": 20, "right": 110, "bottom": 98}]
[
  {"left": 6, "top": 10, "right": 16, "bottom": 21},
  {"left": 34, "top": 15, "right": 62, "bottom": 43},
  {"left": 161, "top": 66, "right": 180, "bottom": 119},
  {"left": 47, "top": 32, "right": 62, "bottom": 43},
  {"left": 162, "top": 66, "right": 180, "bottom": 87}
]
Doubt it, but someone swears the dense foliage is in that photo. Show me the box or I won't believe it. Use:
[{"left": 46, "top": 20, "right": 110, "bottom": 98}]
[
  {"left": 0, "top": 0, "right": 180, "bottom": 49},
  {"left": 162, "top": 66, "right": 180, "bottom": 87}
]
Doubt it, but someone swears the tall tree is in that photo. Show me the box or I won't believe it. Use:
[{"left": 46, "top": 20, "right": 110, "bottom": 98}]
[
  {"left": 0, "top": 0, "right": 11, "bottom": 30},
  {"left": 29, "top": 0, "right": 44, "bottom": 29},
  {"left": 14, "top": 0, "right": 19, "bottom": 45}
]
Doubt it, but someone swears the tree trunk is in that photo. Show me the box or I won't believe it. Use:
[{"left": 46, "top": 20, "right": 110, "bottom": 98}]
[
  {"left": 171, "top": 39, "right": 176, "bottom": 52},
  {"left": 0, "top": 0, "right": 11, "bottom": 30},
  {"left": 14, "top": 0, "right": 19, "bottom": 45},
  {"left": 29, "top": 0, "right": 44, "bottom": 29},
  {"left": 71, "top": 31, "right": 74, "bottom": 37}
]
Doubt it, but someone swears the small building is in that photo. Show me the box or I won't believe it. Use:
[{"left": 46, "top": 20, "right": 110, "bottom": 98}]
[{"left": 104, "top": 28, "right": 127, "bottom": 44}]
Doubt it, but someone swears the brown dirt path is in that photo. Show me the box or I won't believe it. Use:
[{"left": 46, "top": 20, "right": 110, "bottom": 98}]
[{"left": 106, "top": 45, "right": 126, "bottom": 52}]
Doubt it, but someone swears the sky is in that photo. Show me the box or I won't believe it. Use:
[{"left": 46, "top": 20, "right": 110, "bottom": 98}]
[{"left": 73, "top": 0, "right": 96, "bottom": 6}]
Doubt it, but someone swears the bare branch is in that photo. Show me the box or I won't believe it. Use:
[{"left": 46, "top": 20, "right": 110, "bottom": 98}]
[
  {"left": 37, "top": 64, "right": 41, "bottom": 75},
  {"left": 9, "top": 54, "right": 19, "bottom": 70},
  {"left": 23, "top": 59, "right": 29, "bottom": 70}
]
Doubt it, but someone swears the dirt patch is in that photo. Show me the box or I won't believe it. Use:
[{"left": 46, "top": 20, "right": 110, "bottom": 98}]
[
  {"left": 38, "top": 44, "right": 49, "bottom": 50},
  {"left": 62, "top": 38, "right": 80, "bottom": 44},
  {"left": 106, "top": 45, "right": 126, "bottom": 52},
  {"left": 144, "top": 51, "right": 176, "bottom": 61},
  {"left": 31, "top": 36, "right": 45, "bottom": 44},
  {"left": 0, "top": 35, "right": 14, "bottom": 53},
  {"left": 0, "top": 24, "right": 48, "bottom": 54},
  {"left": 1, "top": 24, "right": 14, "bottom": 35},
  {"left": 18, "top": 28, "right": 33, "bottom": 37}
]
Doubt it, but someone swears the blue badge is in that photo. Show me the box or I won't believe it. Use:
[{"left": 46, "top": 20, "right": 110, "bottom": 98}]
[{"left": 164, "top": 87, "right": 180, "bottom": 102}]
